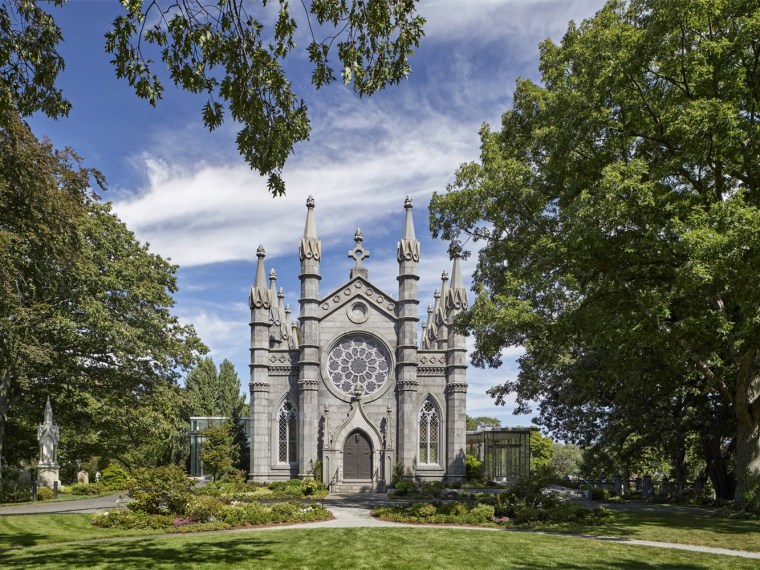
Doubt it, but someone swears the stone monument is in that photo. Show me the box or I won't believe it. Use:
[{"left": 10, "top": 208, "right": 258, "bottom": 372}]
[{"left": 37, "top": 397, "right": 60, "bottom": 488}]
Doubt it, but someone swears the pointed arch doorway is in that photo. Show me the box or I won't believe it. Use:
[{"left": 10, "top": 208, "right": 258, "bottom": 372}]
[{"left": 343, "top": 429, "right": 372, "bottom": 480}]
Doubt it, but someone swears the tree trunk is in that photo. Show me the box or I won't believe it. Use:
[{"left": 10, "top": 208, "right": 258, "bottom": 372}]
[
  {"left": 701, "top": 432, "right": 734, "bottom": 500},
  {"left": 734, "top": 419, "right": 760, "bottom": 510},
  {"left": 0, "top": 369, "right": 10, "bottom": 479}
]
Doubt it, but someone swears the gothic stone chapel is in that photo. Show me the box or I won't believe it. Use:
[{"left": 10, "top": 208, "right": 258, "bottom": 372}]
[{"left": 248, "top": 196, "right": 468, "bottom": 491}]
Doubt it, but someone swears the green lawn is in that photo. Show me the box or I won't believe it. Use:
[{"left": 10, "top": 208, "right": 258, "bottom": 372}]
[
  {"left": 0, "top": 514, "right": 159, "bottom": 548},
  {"left": 1, "top": 527, "right": 758, "bottom": 569},
  {"left": 541, "top": 508, "right": 760, "bottom": 552},
  {"left": 0, "top": 492, "right": 119, "bottom": 508}
]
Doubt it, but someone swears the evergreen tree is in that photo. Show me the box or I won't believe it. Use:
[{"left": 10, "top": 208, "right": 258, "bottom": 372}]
[
  {"left": 185, "top": 357, "right": 245, "bottom": 417},
  {"left": 199, "top": 423, "right": 235, "bottom": 482}
]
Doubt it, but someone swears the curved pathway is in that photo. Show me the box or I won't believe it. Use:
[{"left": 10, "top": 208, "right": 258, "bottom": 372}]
[{"left": 2, "top": 492, "right": 759, "bottom": 560}]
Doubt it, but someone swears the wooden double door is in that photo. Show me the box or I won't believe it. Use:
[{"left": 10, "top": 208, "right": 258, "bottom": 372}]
[{"left": 343, "top": 430, "right": 372, "bottom": 480}]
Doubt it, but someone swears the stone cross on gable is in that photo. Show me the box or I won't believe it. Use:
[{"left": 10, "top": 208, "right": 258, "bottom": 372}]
[{"left": 348, "top": 228, "right": 370, "bottom": 279}]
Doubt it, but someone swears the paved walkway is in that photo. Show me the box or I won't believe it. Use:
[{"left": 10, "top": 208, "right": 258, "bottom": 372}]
[{"left": 2, "top": 492, "right": 760, "bottom": 559}]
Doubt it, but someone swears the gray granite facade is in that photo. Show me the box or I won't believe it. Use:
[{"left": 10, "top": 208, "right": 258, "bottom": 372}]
[{"left": 248, "top": 197, "right": 467, "bottom": 490}]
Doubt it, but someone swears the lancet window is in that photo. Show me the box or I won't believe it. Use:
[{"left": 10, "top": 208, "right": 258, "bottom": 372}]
[
  {"left": 278, "top": 400, "right": 297, "bottom": 463},
  {"left": 419, "top": 398, "right": 440, "bottom": 464}
]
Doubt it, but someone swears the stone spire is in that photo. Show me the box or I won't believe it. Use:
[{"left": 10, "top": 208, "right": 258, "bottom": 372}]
[
  {"left": 249, "top": 245, "right": 271, "bottom": 310},
  {"left": 299, "top": 195, "right": 321, "bottom": 262},
  {"left": 397, "top": 196, "right": 420, "bottom": 263},
  {"left": 445, "top": 253, "right": 468, "bottom": 482},
  {"left": 396, "top": 195, "right": 420, "bottom": 477},
  {"left": 298, "top": 195, "right": 321, "bottom": 479},
  {"left": 435, "top": 271, "right": 450, "bottom": 348},
  {"left": 446, "top": 256, "right": 468, "bottom": 316},
  {"left": 249, "top": 244, "right": 272, "bottom": 481},
  {"left": 268, "top": 269, "right": 280, "bottom": 325}
]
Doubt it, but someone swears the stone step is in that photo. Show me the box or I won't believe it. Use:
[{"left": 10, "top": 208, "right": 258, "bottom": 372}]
[{"left": 332, "top": 482, "right": 380, "bottom": 493}]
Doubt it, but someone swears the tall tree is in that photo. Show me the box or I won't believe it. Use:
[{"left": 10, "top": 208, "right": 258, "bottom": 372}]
[
  {"left": 186, "top": 357, "right": 245, "bottom": 417},
  {"left": 200, "top": 423, "right": 236, "bottom": 482},
  {"left": 0, "top": 111, "right": 205, "bottom": 475},
  {"left": 431, "top": 0, "right": 760, "bottom": 508},
  {"left": 0, "top": 0, "right": 425, "bottom": 195}
]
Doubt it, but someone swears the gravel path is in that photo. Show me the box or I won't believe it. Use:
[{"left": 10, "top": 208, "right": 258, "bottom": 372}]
[{"left": 2, "top": 492, "right": 759, "bottom": 559}]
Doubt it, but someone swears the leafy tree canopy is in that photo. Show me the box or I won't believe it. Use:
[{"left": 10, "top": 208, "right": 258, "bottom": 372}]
[
  {"left": 0, "top": 0, "right": 425, "bottom": 195},
  {"left": 0, "top": 111, "right": 205, "bottom": 475},
  {"left": 430, "top": 0, "right": 760, "bottom": 508},
  {"left": 466, "top": 415, "right": 502, "bottom": 431}
]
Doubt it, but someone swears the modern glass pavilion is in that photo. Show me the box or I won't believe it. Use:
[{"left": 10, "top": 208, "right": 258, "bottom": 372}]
[{"left": 466, "top": 428, "right": 531, "bottom": 482}]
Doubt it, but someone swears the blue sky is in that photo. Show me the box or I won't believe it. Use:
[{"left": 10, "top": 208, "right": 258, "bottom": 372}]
[{"left": 27, "top": 0, "right": 606, "bottom": 427}]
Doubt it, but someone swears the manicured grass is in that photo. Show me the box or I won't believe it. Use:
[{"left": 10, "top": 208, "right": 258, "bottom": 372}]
[
  {"left": 541, "top": 508, "right": 760, "bottom": 552},
  {"left": 0, "top": 492, "right": 120, "bottom": 508},
  {"left": 1, "top": 528, "right": 758, "bottom": 569},
  {"left": 0, "top": 514, "right": 159, "bottom": 548}
]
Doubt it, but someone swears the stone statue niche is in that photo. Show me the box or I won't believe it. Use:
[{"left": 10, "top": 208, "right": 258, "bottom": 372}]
[{"left": 37, "top": 397, "right": 60, "bottom": 488}]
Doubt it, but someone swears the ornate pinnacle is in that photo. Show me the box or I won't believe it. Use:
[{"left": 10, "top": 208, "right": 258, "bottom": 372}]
[
  {"left": 278, "top": 287, "right": 285, "bottom": 300},
  {"left": 256, "top": 244, "right": 266, "bottom": 259},
  {"left": 269, "top": 268, "right": 277, "bottom": 282},
  {"left": 434, "top": 288, "right": 440, "bottom": 300},
  {"left": 404, "top": 195, "right": 413, "bottom": 209},
  {"left": 441, "top": 270, "right": 449, "bottom": 282},
  {"left": 306, "top": 195, "right": 315, "bottom": 208}
]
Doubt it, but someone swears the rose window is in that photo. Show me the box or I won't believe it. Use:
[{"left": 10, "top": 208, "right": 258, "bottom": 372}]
[{"left": 327, "top": 335, "right": 391, "bottom": 396}]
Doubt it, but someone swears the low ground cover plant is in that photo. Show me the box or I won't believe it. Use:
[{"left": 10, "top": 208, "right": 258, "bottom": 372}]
[
  {"left": 92, "top": 466, "right": 330, "bottom": 532},
  {"left": 197, "top": 475, "right": 328, "bottom": 501},
  {"left": 93, "top": 499, "right": 329, "bottom": 532},
  {"left": 376, "top": 475, "right": 614, "bottom": 527}
]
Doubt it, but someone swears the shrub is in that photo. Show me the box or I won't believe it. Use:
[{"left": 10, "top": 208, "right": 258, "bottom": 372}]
[
  {"left": 100, "top": 464, "right": 130, "bottom": 491},
  {"left": 411, "top": 502, "right": 438, "bottom": 518},
  {"left": 465, "top": 454, "right": 483, "bottom": 481},
  {"left": 392, "top": 479, "right": 417, "bottom": 496},
  {"left": 71, "top": 483, "right": 104, "bottom": 495},
  {"left": 591, "top": 487, "right": 611, "bottom": 501},
  {"left": 312, "top": 459, "right": 323, "bottom": 483},
  {"left": 0, "top": 480, "right": 32, "bottom": 503},
  {"left": 391, "top": 462, "right": 405, "bottom": 486},
  {"left": 467, "top": 503, "right": 495, "bottom": 523},
  {"left": 36, "top": 487, "right": 54, "bottom": 501},
  {"left": 185, "top": 495, "right": 226, "bottom": 523},
  {"left": 127, "top": 465, "right": 194, "bottom": 515},
  {"left": 92, "top": 509, "right": 173, "bottom": 529}
]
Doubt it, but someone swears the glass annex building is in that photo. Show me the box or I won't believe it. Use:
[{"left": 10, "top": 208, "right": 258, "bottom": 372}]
[
  {"left": 466, "top": 428, "right": 531, "bottom": 482},
  {"left": 189, "top": 417, "right": 251, "bottom": 477}
]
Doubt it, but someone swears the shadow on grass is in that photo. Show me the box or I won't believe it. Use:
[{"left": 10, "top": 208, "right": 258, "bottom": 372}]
[
  {"left": 1, "top": 537, "right": 275, "bottom": 568},
  {"left": 0, "top": 528, "right": 754, "bottom": 569}
]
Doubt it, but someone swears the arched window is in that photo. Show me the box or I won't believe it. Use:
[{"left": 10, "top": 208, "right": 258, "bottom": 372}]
[
  {"left": 419, "top": 398, "right": 439, "bottom": 464},
  {"left": 278, "top": 400, "right": 297, "bottom": 463}
]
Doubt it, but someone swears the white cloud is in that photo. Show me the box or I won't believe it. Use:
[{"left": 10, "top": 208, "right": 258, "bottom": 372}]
[{"left": 111, "top": 93, "right": 478, "bottom": 267}]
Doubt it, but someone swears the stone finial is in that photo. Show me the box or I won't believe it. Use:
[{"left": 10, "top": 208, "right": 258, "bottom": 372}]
[
  {"left": 43, "top": 397, "right": 53, "bottom": 425},
  {"left": 446, "top": 255, "right": 468, "bottom": 314},
  {"left": 434, "top": 288, "right": 440, "bottom": 300},
  {"left": 397, "top": 196, "right": 420, "bottom": 262},
  {"left": 269, "top": 268, "right": 277, "bottom": 284},
  {"left": 304, "top": 196, "right": 317, "bottom": 238},
  {"left": 254, "top": 245, "right": 267, "bottom": 289},
  {"left": 300, "top": 196, "right": 321, "bottom": 261},
  {"left": 348, "top": 227, "right": 370, "bottom": 279},
  {"left": 250, "top": 244, "right": 271, "bottom": 309}
]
